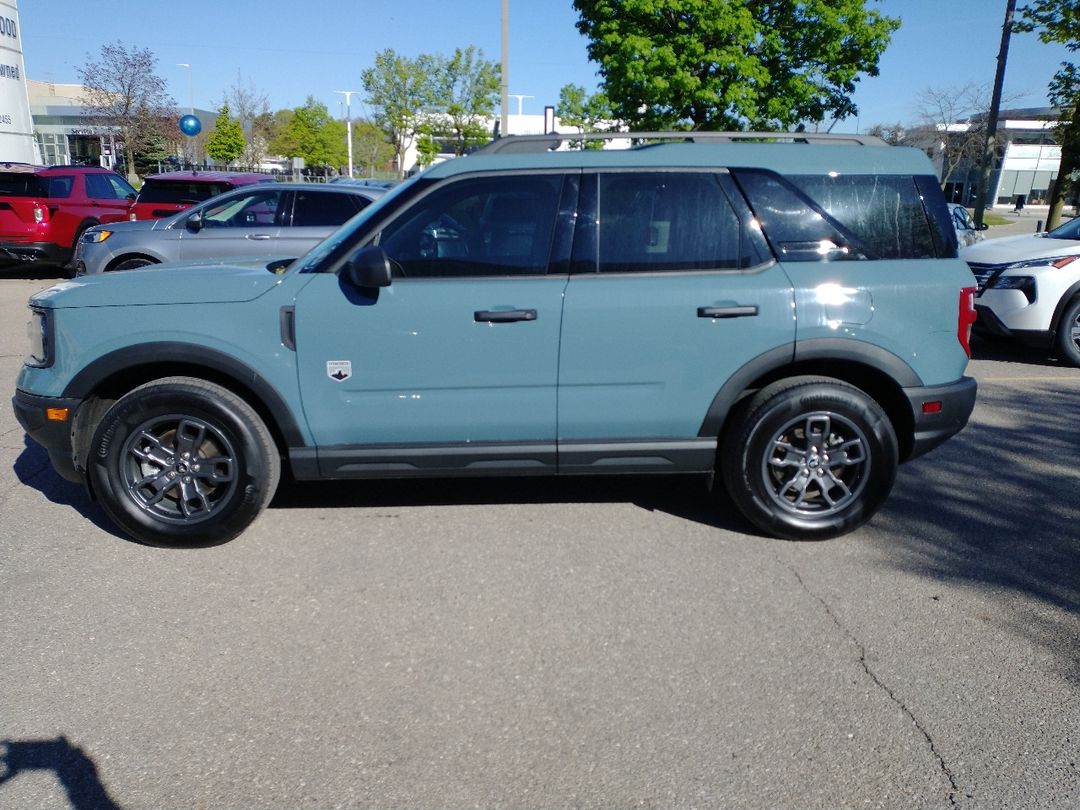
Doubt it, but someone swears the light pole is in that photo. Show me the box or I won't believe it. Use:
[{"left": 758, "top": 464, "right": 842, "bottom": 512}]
[
  {"left": 500, "top": 0, "right": 509, "bottom": 137},
  {"left": 335, "top": 90, "right": 361, "bottom": 178},
  {"left": 177, "top": 64, "right": 194, "bottom": 167},
  {"left": 176, "top": 63, "right": 194, "bottom": 114}
]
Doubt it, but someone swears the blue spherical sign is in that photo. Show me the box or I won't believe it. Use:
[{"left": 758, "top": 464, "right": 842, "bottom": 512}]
[{"left": 178, "top": 114, "right": 202, "bottom": 137}]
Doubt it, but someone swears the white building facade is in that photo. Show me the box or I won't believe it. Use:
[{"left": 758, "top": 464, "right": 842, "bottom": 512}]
[{"left": 0, "top": 0, "right": 39, "bottom": 163}]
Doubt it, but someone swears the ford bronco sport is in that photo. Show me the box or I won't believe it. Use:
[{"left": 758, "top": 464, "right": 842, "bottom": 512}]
[{"left": 13, "top": 132, "right": 978, "bottom": 545}]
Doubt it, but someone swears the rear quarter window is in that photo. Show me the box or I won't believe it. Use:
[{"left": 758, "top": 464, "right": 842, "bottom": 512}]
[
  {"left": 734, "top": 169, "right": 948, "bottom": 261},
  {"left": 0, "top": 173, "right": 69, "bottom": 198}
]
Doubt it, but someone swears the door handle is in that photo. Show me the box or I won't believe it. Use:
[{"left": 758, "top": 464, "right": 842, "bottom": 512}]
[
  {"left": 697, "top": 305, "right": 759, "bottom": 319},
  {"left": 246, "top": 233, "right": 272, "bottom": 240},
  {"left": 475, "top": 309, "right": 538, "bottom": 323}
]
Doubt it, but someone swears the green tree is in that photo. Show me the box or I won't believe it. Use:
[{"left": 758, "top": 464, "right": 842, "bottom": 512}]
[
  {"left": 572, "top": 0, "right": 899, "bottom": 131},
  {"left": 77, "top": 42, "right": 177, "bottom": 182},
  {"left": 352, "top": 119, "right": 397, "bottom": 177},
  {"left": 206, "top": 103, "right": 246, "bottom": 165},
  {"left": 436, "top": 47, "right": 501, "bottom": 155},
  {"left": 1017, "top": 0, "right": 1080, "bottom": 229},
  {"left": 268, "top": 97, "right": 347, "bottom": 169},
  {"left": 363, "top": 49, "right": 441, "bottom": 177},
  {"left": 556, "top": 84, "right": 612, "bottom": 147}
]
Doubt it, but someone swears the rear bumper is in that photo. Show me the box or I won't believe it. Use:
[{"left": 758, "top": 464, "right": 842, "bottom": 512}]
[
  {"left": 903, "top": 376, "right": 977, "bottom": 461},
  {"left": 0, "top": 241, "right": 69, "bottom": 265},
  {"left": 11, "top": 389, "right": 85, "bottom": 482}
]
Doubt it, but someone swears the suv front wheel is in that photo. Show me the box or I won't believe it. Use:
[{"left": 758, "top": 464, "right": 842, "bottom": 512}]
[
  {"left": 721, "top": 377, "right": 898, "bottom": 540},
  {"left": 1057, "top": 297, "right": 1080, "bottom": 366},
  {"left": 87, "top": 377, "right": 280, "bottom": 546}
]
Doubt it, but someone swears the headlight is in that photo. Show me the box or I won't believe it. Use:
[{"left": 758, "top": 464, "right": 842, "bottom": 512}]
[
  {"left": 81, "top": 229, "right": 113, "bottom": 244},
  {"left": 26, "top": 307, "right": 52, "bottom": 367},
  {"left": 988, "top": 274, "right": 1036, "bottom": 303},
  {"left": 1005, "top": 255, "right": 1077, "bottom": 271}
]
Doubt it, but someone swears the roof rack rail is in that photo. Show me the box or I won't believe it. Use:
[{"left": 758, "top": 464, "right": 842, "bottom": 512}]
[{"left": 476, "top": 130, "right": 888, "bottom": 154}]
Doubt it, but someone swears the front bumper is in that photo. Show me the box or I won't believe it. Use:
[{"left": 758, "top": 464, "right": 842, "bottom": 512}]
[
  {"left": 12, "top": 389, "right": 85, "bottom": 482},
  {"left": 904, "top": 376, "right": 978, "bottom": 461}
]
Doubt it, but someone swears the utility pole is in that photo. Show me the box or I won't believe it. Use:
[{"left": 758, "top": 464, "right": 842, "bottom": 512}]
[
  {"left": 335, "top": 90, "right": 361, "bottom": 178},
  {"left": 500, "top": 0, "right": 509, "bottom": 137},
  {"left": 974, "top": 0, "right": 1016, "bottom": 229}
]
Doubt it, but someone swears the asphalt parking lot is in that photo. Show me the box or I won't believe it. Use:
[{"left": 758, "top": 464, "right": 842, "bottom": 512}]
[{"left": 1, "top": 241, "right": 1078, "bottom": 808}]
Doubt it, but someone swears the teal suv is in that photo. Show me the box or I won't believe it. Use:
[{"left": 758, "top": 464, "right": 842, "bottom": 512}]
[{"left": 13, "top": 132, "right": 978, "bottom": 545}]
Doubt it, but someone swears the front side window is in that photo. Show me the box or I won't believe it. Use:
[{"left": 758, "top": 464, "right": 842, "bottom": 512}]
[
  {"left": 593, "top": 172, "right": 752, "bottom": 273},
  {"left": 378, "top": 175, "right": 562, "bottom": 278},
  {"left": 84, "top": 173, "right": 120, "bottom": 200},
  {"left": 201, "top": 189, "right": 282, "bottom": 228}
]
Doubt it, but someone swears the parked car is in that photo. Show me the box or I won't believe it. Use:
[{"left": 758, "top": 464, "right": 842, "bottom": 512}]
[
  {"left": 73, "top": 182, "right": 384, "bottom": 276},
  {"left": 962, "top": 215, "right": 1080, "bottom": 365},
  {"left": 948, "top": 203, "right": 987, "bottom": 248},
  {"left": 130, "top": 171, "right": 277, "bottom": 221},
  {"left": 14, "top": 131, "right": 977, "bottom": 546},
  {"left": 0, "top": 163, "right": 136, "bottom": 270}
]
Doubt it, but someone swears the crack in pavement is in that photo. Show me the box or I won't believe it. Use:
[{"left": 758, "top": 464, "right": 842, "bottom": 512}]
[{"left": 786, "top": 562, "right": 961, "bottom": 808}]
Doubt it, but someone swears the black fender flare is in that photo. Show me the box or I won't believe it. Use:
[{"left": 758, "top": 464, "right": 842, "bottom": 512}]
[
  {"left": 696, "top": 339, "right": 921, "bottom": 438},
  {"left": 62, "top": 342, "right": 306, "bottom": 448}
]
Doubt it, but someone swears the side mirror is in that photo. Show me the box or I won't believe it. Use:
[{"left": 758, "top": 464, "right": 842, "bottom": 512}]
[
  {"left": 344, "top": 245, "right": 392, "bottom": 289},
  {"left": 186, "top": 211, "right": 204, "bottom": 232},
  {"left": 978, "top": 223, "right": 989, "bottom": 231}
]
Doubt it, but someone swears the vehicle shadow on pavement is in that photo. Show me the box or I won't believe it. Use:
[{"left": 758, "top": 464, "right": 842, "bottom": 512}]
[
  {"left": 0, "top": 736, "right": 123, "bottom": 810},
  {"left": 270, "top": 473, "right": 763, "bottom": 537},
  {"left": 875, "top": 382, "right": 1080, "bottom": 680},
  {"left": 12, "top": 436, "right": 126, "bottom": 541},
  {"left": 971, "top": 335, "right": 1067, "bottom": 367}
]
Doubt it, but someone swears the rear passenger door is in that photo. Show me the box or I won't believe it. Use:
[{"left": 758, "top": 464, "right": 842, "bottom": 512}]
[
  {"left": 275, "top": 188, "right": 372, "bottom": 257},
  {"left": 556, "top": 170, "right": 795, "bottom": 473}
]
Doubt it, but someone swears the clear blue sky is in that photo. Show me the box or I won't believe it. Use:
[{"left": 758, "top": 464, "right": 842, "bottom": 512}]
[{"left": 18, "top": 0, "right": 1075, "bottom": 129}]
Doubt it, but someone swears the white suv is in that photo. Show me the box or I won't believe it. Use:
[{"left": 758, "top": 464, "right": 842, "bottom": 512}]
[{"left": 962, "top": 217, "right": 1080, "bottom": 365}]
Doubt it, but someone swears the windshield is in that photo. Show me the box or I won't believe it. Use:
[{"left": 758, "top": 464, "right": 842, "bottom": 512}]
[
  {"left": 289, "top": 174, "right": 430, "bottom": 274},
  {"left": 1046, "top": 215, "right": 1080, "bottom": 240}
]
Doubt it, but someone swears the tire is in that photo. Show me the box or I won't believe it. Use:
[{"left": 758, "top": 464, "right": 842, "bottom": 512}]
[
  {"left": 87, "top": 377, "right": 280, "bottom": 546},
  {"left": 111, "top": 257, "right": 156, "bottom": 272},
  {"left": 1056, "top": 296, "right": 1080, "bottom": 367},
  {"left": 720, "top": 377, "right": 898, "bottom": 541}
]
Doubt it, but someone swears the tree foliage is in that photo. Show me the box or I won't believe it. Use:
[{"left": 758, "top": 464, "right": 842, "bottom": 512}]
[
  {"left": 352, "top": 119, "right": 397, "bottom": 177},
  {"left": 557, "top": 84, "right": 612, "bottom": 132},
  {"left": 221, "top": 72, "right": 273, "bottom": 166},
  {"left": 434, "top": 47, "right": 501, "bottom": 155},
  {"left": 362, "top": 49, "right": 441, "bottom": 177},
  {"left": 1017, "top": 0, "right": 1080, "bottom": 228},
  {"left": 268, "top": 97, "right": 347, "bottom": 169},
  {"left": 77, "top": 42, "right": 177, "bottom": 181},
  {"left": 572, "top": 0, "right": 899, "bottom": 130},
  {"left": 206, "top": 103, "right": 246, "bottom": 165}
]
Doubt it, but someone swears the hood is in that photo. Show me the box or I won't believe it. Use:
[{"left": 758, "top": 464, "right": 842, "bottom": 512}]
[
  {"left": 960, "top": 233, "right": 1080, "bottom": 264},
  {"left": 31, "top": 259, "right": 286, "bottom": 309},
  {"left": 88, "top": 217, "right": 168, "bottom": 235}
]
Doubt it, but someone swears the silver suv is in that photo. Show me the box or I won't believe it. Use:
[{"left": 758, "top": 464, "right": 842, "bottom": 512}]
[{"left": 74, "top": 183, "right": 383, "bottom": 275}]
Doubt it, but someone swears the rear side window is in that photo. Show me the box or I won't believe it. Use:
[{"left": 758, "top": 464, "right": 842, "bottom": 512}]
[
  {"left": 591, "top": 172, "right": 758, "bottom": 273},
  {"left": 0, "top": 173, "right": 67, "bottom": 197},
  {"left": 138, "top": 181, "right": 232, "bottom": 204},
  {"left": 291, "top": 190, "right": 371, "bottom": 227},
  {"left": 734, "top": 170, "right": 942, "bottom": 261}
]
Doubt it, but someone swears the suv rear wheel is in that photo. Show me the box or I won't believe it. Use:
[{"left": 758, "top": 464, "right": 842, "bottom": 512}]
[
  {"left": 721, "top": 377, "right": 898, "bottom": 540},
  {"left": 87, "top": 377, "right": 280, "bottom": 546}
]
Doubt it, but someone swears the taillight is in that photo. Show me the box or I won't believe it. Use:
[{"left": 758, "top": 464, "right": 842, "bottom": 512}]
[
  {"left": 32, "top": 205, "right": 46, "bottom": 223},
  {"left": 958, "top": 286, "right": 977, "bottom": 357}
]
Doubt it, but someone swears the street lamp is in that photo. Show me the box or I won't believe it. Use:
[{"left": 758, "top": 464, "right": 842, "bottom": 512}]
[
  {"left": 176, "top": 63, "right": 194, "bottom": 114},
  {"left": 335, "top": 90, "right": 361, "bottom": 178}
]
